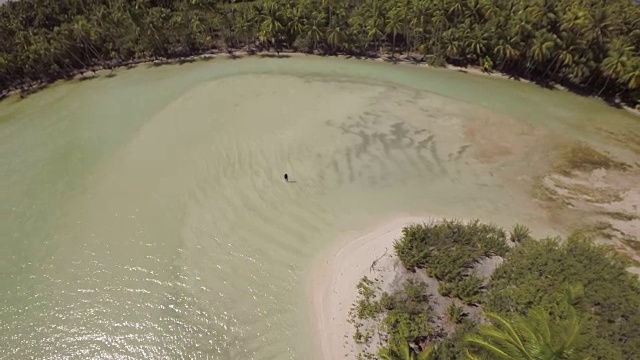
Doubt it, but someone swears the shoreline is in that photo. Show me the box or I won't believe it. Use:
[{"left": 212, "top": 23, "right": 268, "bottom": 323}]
[
  {"left": 308, "top": 215, "right": 441, "bottom": 360},
  {"left": 3, "top": 49, "right": 638, "bottom": 117}
]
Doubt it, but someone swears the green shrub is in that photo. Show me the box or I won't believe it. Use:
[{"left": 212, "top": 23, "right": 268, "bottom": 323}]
[
  {"left": 434, "top": 320, "right": 478, "bottom": 360},
  {"left": 453, "top": 276, "right": 484, "bottom": 305},
  {"left": 354, "top": 277, "right": 382, "bottom": 319},
  {"left": 394, "top": 220, "right": 508, "bottom": 271},
  {"left": 447, "top": 303, "right": 465, "bottom": 324},
  {"left": 438, "top": 282, "right": 454, "bottom": 297},
  {"left": 487, "top": 233, "right": 640, "bottom": 359},
  {"left": 379, "top": 291, "right": 396, "bottom": 311},
  {"left": 510, "top": 223, "right": 531, "bottom": 243},
  {"left": 403, "top": 279, "right": 429, "bottom": 303},
  {"left": 382, "top": 311, "right": 432, "bottom": 345},
  {"left": 394, "top": 220, "right": 506, "bottom": 303}
]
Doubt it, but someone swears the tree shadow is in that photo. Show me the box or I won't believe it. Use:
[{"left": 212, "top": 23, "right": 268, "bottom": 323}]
[
  {"left": 148, "top": 57, "right": 196, "bottom": 68},
  {"left": 533, "top": 78, "right": 555, "bottom": 90},
  {"left": 383, "top": 56, "right": 400, "bottom": 64},
  {"left": 77, "top": 75, "right": 100, "bottom": 82},
  {"left": 178, "top": 58, "right": 195, "bottom": 65},
  {"left": 17, "top": 83, "right": 50, "bottom": 99},
  {"left": 258, "top": 53, "right": 291, "bottom": 59},
  {"left": 148, "top": 62, "right": 167, "bottom": 68}
]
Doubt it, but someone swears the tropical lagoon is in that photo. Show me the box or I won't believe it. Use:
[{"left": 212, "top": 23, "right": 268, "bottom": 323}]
[{"left": 1, "top": 56, "right": 639, "bottom": 359}]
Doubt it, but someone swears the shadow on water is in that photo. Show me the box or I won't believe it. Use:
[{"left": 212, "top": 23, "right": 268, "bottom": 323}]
[
  {"left": 77, "top": 75, "right": 99, "bottom": 82},
  {"left": 76, "top": 72, "right": 118, "bottom": 82},
  {"left": 148, "top": 57, "right": 196, "bottom": 68},
  {"left": 382, "top": 56, "right": 400, "bottom": 64},
  {"left": 258, "top": 54, "right": 291, "bottom": 59}
]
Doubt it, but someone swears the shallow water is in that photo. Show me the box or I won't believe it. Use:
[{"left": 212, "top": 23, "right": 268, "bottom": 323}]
[{"left": 0, "top": 56, "right": 637, "bottom": 359}]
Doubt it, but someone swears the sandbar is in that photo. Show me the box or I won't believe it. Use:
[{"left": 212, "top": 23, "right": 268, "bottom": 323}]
[{"left": 309, "top": 216, "right": 443, "bottom": 359}]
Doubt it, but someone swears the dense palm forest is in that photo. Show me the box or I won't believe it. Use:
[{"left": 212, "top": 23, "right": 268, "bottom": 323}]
[{"left": 0, "top": 0, "right": 639, "bottom": 105}]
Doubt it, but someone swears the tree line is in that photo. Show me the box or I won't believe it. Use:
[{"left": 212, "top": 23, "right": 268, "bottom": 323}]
[{"left": 0, "top": 0, "right": 639, "bottom": 106}]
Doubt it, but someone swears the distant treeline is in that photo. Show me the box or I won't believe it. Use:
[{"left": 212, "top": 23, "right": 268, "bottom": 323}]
[{"left": 0, "top": 0, "right": 639, "bottom": 106}]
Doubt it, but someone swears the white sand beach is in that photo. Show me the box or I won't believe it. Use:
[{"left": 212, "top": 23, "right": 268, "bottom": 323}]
[{"left": 310, "top": 216, "right": 443, "bottom": 359}]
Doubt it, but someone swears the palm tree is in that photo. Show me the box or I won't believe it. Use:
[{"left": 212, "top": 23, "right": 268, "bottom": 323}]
[
  {"left": 465, "top": 29, "right": 488, "bottom": 65},
  {"left": 446, "top": 0, "right": 464, "bottom": 18},
  {"left": 409, "top": 0, "right": 430, "bottom": 55},
  {"left": 599, "top": 39, "right": 634, "bottom": 95},
  {"left": 322, "top": 0, "right": 339, "bottom": 26},
  {"left": 326, "top": 24, "right": 346, "bottom": 53},
  {"left": 584, "top": 9, "right": 611, "bottom": 46},
  {"left": 621, "top": 59, "right": 640, "bottom": 90},
  {"left": 234, "top": 9, "right": 256, "bottom": 51},
  {"left": 494, "top": 37, "right": 520, "bottom": 70},
  {"left": 442, "top": 30, "right": 462, "bottom": 59},
  {"left": 465, "top": 286, "right": 585, "bottom": 360},
  {"left": 306, "top": 13, "right": 326, "bottom": 50},
  {"left": 528, "top": 33, "right": 556, "bottom": 74},
  {"left": 386, "top": 7, "right": 403, "bottom": 56},
  {"left": 364, "top": 0, "right": 385, "bottom": 52},
  {"left": 258, "top": 1, "right": 284, "bottom": 49},
  {"left": 71, "top": 16, "right": 101, "bottom": 63},
  {"left": 286, "top": 5, "right": 306, "bottom": 46}
]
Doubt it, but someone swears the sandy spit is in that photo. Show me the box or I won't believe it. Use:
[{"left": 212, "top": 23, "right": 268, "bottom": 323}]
[{"left": 308, "top": 215, "right": 443, "bottom": 360}]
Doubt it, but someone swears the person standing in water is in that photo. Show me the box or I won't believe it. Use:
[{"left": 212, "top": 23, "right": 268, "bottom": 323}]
[{"left": 284, "top": 173, "right": 289, "bottom": 182}]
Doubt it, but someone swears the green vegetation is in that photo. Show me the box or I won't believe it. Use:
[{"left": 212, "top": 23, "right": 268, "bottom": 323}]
[
  {"left": 488, "top": 234, "right": 640, "bottom": 359},
  {"left": 352, "top": 221, "right": 640, "bottom": 360},
  {"left": 555, "top": 142, "right": 629, "bottom": 175},
  {"left": 394, "top": 220, "right": 508, "bottom": 304},
  {"left": 467, "top": 285, "right": 586, "bottom": 360},
  {"left": 509, "top": 223, "right": 531, "bottom": 243},
  {"left": 446, "top": 303, "right": 465, "bottom": 324},
  {"left": 1, "top": 0, "right": 639, "bottom": 107},
  {"left": 350, "top": 278, "right": 437, "bottom": 360},
  {"left": 379, "top": 339, "right": 433, "bottom": 360},
  {"left": 466, "top": 307, "right": 583, "bottom": 360}
]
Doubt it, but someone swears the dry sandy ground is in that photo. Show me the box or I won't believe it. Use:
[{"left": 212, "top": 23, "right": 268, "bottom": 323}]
[{"left": 309, "top": 216, "right": 438, "bottom": 360}]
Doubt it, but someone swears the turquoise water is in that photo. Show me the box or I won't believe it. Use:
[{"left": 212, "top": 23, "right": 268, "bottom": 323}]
[{"left": 0, "top": 56, "right": 637, "bottom": 359}]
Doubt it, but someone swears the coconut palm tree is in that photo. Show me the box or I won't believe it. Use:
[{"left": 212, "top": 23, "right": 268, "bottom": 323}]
[
  {"left": 386, "top": 7, "right": 403, "bottom": 56},
  {"left": 286, "top": 5, "right": 306, "bottom": 46},
  {"left": 258, "top": 1, "right": 284, "bottom": 49},
  {"left": 326, "top": 24, "right": 346, "bottom": 53},
  {"left": 621, "top": 59, "right": 640, "bottom": 90},
  {"left": 234, "top": 9, "right": 257, "bottom": 51},
  {"left": 465, "top": 286, "right": 585, "bottom": 360},
  {"left": 0, "top": 0, "right": 639, "bottom": 106},
  {"left": 306, "top": 12, "right": 326, "bottom": 50},
  {"left": 599, "top": 39, "right": 634, "bottom": 94}
]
